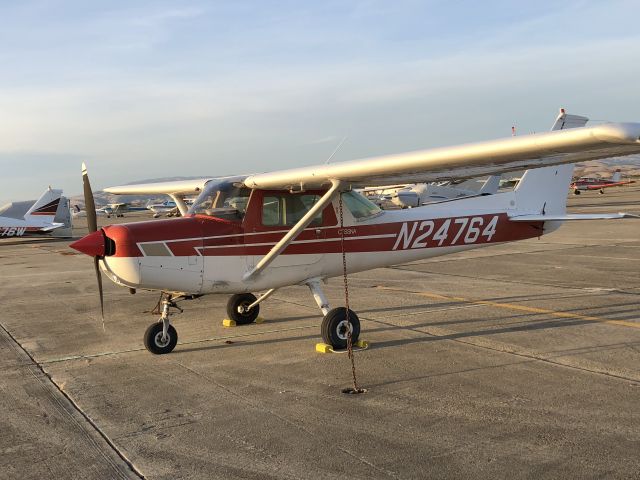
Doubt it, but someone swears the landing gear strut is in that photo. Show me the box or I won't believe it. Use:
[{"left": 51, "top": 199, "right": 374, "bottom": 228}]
[{"left": 144, "top": 294, "right": 181, "bottom": 354}]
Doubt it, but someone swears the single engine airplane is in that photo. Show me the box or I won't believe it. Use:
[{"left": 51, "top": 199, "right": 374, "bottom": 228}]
[
  {"left": 70, "top": 110, "right": 640, "bottom": 355},
  {"left": 147, "top": 200, "right": 179, "bottom": 218},
  {"left": 367, "top": 175, "right": 502, "bottom": 209},
  {"left": 0, "top": 187, "right": 68, "bottom": 238},
  {"left": 571, "top": 169, "right": 635, "bottom": 194}
]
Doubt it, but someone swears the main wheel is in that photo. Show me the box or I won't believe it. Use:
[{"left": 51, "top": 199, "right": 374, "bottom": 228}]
[
  {"left": 226, "top": 293, "right": 260, "bottom": 325},
  {"left": 144, "top": 322, "right": 178, "bottom": 354},
  {"left": 321, "top": 307, "right": 360, "bottom": 350},
  {"left": 573, "top": 189, "right": 581, "bottom": 195}
]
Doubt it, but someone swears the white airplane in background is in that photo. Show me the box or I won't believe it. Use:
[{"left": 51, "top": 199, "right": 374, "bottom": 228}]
[
  {"left": 147, "top": 199, "right": 196, "bottom": 218},
  {"left": 70, "top": 110, "right": 640, "bottom": 355},
  {"left": 147, "top": 200, "right": 179, "bottom": 218},
  {"left": 99, "top": 202, "right": 148, "bottom": 218},
  {"left": 0, "top": 188, "right": 69, "bottom": 238},
  {"left": 365, "top": 175, "right": 502, "bottom": 209}
]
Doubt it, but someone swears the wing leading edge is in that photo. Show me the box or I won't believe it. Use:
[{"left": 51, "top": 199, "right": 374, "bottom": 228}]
[
  {"left": 244, "top": 122, "right": 640, "bottom": 190},
  {"left": 104, "top": 178, "right": 214, "bottom": 196}
]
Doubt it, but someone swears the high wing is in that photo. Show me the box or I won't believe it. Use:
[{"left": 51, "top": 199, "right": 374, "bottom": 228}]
[
  {"left": 244, "top": 123, "right": 640, "bottom": 190},
  {"left": 104, "top": 177, "right": 242, "bottom": 216},
  {"left": 104, "top": 178, "right": 215, "bottom": 196}
]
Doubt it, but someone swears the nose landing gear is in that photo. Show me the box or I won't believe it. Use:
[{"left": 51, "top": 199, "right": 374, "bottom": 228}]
[{"left": 144, "top": 294, "right": 183, "bottom": 354}]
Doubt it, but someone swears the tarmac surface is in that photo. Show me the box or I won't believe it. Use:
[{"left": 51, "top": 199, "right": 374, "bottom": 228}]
[{"left": 1, "top": 185, "right": 639, "bottom": 479}]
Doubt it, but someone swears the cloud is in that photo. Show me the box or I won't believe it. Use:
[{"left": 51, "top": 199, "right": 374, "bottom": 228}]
[{"left": 0, "top": 0, "right": 639, "bottom": 203}]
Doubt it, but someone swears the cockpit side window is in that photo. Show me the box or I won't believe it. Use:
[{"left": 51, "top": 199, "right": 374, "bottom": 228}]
[
  {"left": 261, "top": 194, "right": 323, "bottom": 227},
  {"left": 190, "top": 184, "right": 251, "bottom": 221}
]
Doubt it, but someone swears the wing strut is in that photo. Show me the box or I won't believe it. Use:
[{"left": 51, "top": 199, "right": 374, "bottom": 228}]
[
  {"left": 243, "top": 179, "right": 344, "bottom": 281},
  {"left": 169, "top": 194, "right": 189, "bottom": 216}
]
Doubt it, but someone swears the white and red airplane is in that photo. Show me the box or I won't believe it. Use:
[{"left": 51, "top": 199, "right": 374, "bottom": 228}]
[
  {"left": 70, "top": 110, "right": 640, "bottom": 354},
  {"left": 570, "top": 169, "right": 635, "bottom": 194},
  {"left": 0, "top": 188, "right": 67, "bottom": 238}
]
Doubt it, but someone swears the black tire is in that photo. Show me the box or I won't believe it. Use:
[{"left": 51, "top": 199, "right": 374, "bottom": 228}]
[
  {"left": 144, "top": 322, "right": 178, "bottom": 354},
  {"left": 599, "top": 189, "right": 604, "bottom": 194},
  {"left": 321, "top": 307, "right": 360, "bottom": 350},
  {"left": 226, "top": 293, "right": 260, "bottom": 325},
  {"left": 573, "top": 189, "right": 580, "bottom": 195}
]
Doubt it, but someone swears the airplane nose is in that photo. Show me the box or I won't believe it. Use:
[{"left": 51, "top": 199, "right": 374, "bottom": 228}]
[{"left": 70, "top": 230, "right": 105, "bottom": 257}]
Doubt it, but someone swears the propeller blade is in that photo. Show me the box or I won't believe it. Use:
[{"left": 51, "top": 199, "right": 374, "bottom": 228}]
[
  {"left": 93, "top": 256, "right": 104, "bottom": 321},
  {"left": 82, "top": 162, "right": 97, "bottom": 233}
]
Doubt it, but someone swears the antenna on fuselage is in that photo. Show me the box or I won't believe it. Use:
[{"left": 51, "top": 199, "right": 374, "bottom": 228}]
[{"left": 325, "top": 136, "right": 348, "bottom": 164}]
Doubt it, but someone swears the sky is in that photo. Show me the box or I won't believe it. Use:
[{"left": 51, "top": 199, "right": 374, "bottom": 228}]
[{"left": 1, "top": 0, "right": 639, "bottom": 204}]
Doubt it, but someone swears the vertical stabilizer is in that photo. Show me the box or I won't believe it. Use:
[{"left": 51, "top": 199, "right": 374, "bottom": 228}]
[
  {"left": 550, "top": 109, "right": 589, "bottom": 131},
  {"left": 478, "top": 175, "right": 501, "bottom": 195},
  {"left": 612, "top": 169, "right": 622, "bottom": 182},
  {"left": 515, "top": 109, "right": 588, "bottom": 215},
  {"left": 24, "top": 188, "right": 63, "bottom": 221}
]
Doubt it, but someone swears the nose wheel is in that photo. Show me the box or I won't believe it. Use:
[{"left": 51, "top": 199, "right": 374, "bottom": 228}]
[
  {"left": 144, "top": 294, "right": 182, "bottom": 354},
  {"left": 144, "top": 322, "right": 178, "bottom": 354}
]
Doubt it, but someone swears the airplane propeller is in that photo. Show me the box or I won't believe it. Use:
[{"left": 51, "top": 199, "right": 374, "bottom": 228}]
[{"left": 81, "top": 162, "right": 104, "bottom": 321}]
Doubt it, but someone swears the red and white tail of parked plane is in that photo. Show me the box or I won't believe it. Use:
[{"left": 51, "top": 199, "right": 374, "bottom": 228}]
[
  {"left": 70, "top": 109, "right": 640, "bottom": 354},
  {"left": 0, "top": 188, "right": 69, "bottom": 238}
]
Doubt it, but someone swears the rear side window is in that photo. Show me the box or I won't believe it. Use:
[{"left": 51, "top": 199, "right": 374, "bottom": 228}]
[
  {"left": 261, "top": 194, "right": 323, "bottom": 226},
  {"left": 342, "top": 191, "right": 382, "bottom": 220}
]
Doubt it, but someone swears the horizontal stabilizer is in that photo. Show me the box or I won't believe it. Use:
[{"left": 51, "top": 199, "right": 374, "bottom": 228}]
[
  {"left": 40, "top": 223, "right": 65, "bottom": 232},
  {"left": 508, "top": 213, "right": 639, "bottom": 222}
]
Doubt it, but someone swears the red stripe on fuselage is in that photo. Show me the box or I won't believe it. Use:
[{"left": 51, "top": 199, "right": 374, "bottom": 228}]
[{"left": 110, "top": 213, "right": 543, "bottom": 258}]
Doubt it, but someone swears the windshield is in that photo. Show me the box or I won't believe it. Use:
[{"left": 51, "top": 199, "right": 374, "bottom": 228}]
[
  {"left": 189, "top": 180, "right": 251, "bottom": 221},
  {"left": 342, "top": 191, "right": 382, "bottom": 220}
]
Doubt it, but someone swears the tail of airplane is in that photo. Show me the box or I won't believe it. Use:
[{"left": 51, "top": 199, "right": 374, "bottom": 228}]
[
  {"left": 51, "top": 196, "right": 73, "bottom": 237},
  {"left": 514, "top": 109, "right": 588, "bottom": 216},
  {"left": 24, "top": 188, "right": 63, "bottom": 222},
  {"left": 478, "top": 175, "right": 501, "bottom": 195},
  {"left": 612, "top": 169, "right": 622, "bottom": 182}
]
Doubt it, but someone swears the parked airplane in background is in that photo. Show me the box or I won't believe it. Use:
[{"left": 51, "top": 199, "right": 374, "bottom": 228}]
[
  {"left": 71, "top": 110, "right": 640, "bottom": 355},
  {"left": 367, "top": 175, "right": 501, "bottom": 209},
  {"left": 147, "top": 200, "right": 179, "bottom": 218},
  {"left": 99, "top": 202, "right": 148, "bottom": 218},
  {"left": 571, "top": 169, "right": 635, "bottom": 194},
  {"left": 148, "top": 199, "right": 196, "bottom": 218},
  {"left": 0, "top": 188, "right": 70, "bottom": 238},
  {"left": 74, "top": 202, "right": 150, "bottom": 218}
]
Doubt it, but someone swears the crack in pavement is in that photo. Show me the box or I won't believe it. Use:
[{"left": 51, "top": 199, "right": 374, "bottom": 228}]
[{"left": 0, "top": 321, "right": 145, "bottom": 479}]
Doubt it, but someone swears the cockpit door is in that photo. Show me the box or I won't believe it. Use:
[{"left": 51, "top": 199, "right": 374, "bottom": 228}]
[{"left": 243, "top": 190, "right": 336, "bottom": 273}]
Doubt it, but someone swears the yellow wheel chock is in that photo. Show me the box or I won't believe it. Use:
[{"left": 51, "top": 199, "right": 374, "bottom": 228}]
[{"left": 315, "top": 340, "right": 369, "bottom": 354}]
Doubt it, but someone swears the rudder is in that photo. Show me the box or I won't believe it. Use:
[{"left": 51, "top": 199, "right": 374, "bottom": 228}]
[{"left": 514, "top": 109, "right": 588, "bottom": 215}]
